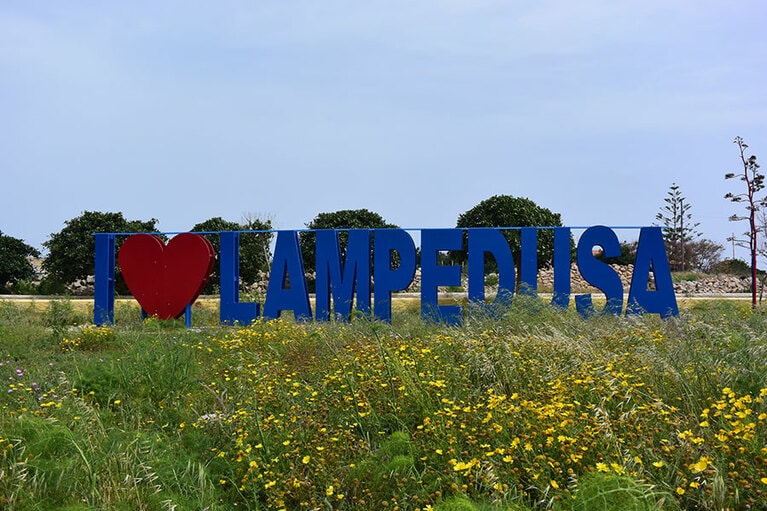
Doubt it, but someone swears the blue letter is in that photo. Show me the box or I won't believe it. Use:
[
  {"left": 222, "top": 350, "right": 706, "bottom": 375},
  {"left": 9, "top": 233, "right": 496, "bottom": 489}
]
[
  {"left": 627, "top": 227, "right": 679, "bottom": 317},
  {"left": 94, "top": 233, "right": 116, "bottom": 325},
  {"left": 550, "top": 227, "right": 572, "bottom": 309},
  {"left": 315, "top": 229, "right": 371, "bottom": 321},
  {"left": 263, "top": 231, "right": 312, "bottom": 321},
  {"left": 467, "top": 229, "right": 514, "bottom": 314},
  {"left": 520, "top": 228, "right": 538, "bottom": 295},
  {"left": 575, "top": 226, "right": 623, "bottom": 317},
  {"left": 373, "top": 229, "right": 416, "bottom": 323},
  {"left": 421, "top": 229, "right": 463, "bottom": 324},
  {"left": 219, "top": 232, "right": 260, "bottom": 325}
]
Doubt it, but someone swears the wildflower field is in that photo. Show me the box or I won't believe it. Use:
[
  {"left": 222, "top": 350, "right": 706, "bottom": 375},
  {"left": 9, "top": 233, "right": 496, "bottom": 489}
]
[{"left": 1, "top": 297, "right": 767, "bottom": 510}]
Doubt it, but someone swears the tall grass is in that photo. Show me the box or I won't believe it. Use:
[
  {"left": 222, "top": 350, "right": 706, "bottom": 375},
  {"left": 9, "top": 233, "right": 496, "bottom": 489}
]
[{"left": 0, "top": 297, "right": 765, "bottom": 510}]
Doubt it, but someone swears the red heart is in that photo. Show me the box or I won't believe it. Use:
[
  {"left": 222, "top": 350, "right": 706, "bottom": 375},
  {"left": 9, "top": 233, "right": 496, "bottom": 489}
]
[{"left": 118, "top": 233, "right": 215, "bottom": 319}]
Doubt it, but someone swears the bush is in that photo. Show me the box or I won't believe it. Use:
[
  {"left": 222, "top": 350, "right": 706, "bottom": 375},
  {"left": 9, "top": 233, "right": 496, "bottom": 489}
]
[
  {"left": 60, "top": 324, "right": 116, "bottom": 351},
  {"left": 43, "top": 299, "right": 83, "bottom": 328},
  {"left": 598, "top": 240, "right": 638, "bottom": 266},
  {"left": 38, "top": 276, "right": 69, "bottom": 295},
  {"left": 710, "top": 258, "right": 751, "bottom": 276},
  {"left": 434, "top": 496, "right": 479, "bottom": 511},
  {"left": 671, "top": 272, "right": 700, "bottom": 284},
  {"left": 6, "top": 279, "right": 39, "bottom": 295},
  {"left": 559, "top": 473, "right": 678, "bottom": 511}
]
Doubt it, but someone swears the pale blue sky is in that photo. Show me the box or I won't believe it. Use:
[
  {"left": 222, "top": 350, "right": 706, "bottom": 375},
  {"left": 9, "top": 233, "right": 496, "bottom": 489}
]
[{"left": 2, "top": 1, "right": 766, "bottom": 262}]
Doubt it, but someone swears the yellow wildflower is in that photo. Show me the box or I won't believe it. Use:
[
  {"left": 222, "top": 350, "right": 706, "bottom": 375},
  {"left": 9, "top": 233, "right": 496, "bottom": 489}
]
[{"left": 689, "top": 456, "right": 711, "bottom": 474}]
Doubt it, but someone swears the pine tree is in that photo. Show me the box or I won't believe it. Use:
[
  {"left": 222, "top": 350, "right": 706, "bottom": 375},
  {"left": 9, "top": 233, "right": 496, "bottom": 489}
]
[{"left": 655, "top": 183, "right": 700, "bottom": 271}]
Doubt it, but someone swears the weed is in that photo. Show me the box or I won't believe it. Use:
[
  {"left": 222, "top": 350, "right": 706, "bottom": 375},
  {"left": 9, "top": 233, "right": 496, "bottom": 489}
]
[
  {"left": 558, "top": 472, "right": 678, "bottom": 511},
  {"left": 1, "top": 298, "right": 767, "bottom": 509}
]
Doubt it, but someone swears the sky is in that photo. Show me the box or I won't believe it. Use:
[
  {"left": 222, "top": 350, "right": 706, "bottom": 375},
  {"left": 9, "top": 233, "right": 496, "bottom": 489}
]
[{"left": 2, "top": 1, "right": 766, "bottom": 263}]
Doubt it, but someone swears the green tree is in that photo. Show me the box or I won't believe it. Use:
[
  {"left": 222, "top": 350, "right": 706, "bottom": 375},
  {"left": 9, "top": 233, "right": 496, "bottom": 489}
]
[
  {"left": 43, "top": 211, "right": 158, "bottom": 292},
  {"left": 0, "top": 231, "right": 41, "bottom": 293},
  {"left": 300, "top": 209, "right": 398, "bottom": 275},
  {"left": 724, "top": 136, "right": 766, "bottom": 308},
  {"left": 455, "top": 195, "right": 567, "bottom": 278},
  {"left": 655, "top": 183, "right": 701, "bottom": 271},
  {"left": 190, "top": 216, "right": 273, "bottom": 294}
]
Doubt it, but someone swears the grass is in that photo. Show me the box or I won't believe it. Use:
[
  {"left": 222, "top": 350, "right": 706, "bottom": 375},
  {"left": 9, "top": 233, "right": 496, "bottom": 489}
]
[
  {"left": 1, "top": 297, "right": 766, "bottom": 510},
  {"left": 670, "top": 272, "right": 702, "bottom": 284}
]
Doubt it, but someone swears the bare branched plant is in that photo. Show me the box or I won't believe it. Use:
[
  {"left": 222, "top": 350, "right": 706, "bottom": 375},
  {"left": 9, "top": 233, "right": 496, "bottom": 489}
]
[{"left": 725, "top": 136, "right": 766, "bottom": 308}]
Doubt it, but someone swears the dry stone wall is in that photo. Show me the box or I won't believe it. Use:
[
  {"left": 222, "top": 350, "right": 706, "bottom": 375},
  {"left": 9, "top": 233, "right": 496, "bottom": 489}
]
[
  {"left": 672, "top": 274, "right": 752, "bottom": 295},
  {"left": 537, "top": 264, "right": 634, "bottom": 293},
  {"left": 66, "top": 265, "right": 753, "bottom": 296},
  {"left": 407, "top": 264, "right": 752, "bottom": 295},
  {"left": 538, "top": 264, "right": 751, "bottom": 295}
]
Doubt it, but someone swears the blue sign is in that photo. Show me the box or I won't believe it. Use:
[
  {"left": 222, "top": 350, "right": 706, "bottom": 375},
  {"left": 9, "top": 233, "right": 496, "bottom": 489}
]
[{"left": 94, "top": 226, "right": 678, "bottom": 326}]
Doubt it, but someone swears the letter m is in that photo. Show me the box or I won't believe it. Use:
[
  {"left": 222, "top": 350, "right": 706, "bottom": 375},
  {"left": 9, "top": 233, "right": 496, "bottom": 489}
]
[{"left": 315, "top": 230, "right": 371, "bottom": 321}]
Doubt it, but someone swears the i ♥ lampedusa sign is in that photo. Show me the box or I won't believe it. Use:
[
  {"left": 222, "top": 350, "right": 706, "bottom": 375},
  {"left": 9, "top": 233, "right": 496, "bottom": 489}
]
[{"left": 93, "top": 225, "right": 678, "bottom": 327}]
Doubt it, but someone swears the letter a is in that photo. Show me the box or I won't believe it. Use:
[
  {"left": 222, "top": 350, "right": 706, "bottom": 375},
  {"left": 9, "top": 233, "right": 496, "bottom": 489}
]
[{"left": 627, "top": 227, "right": 678, "bottom": 317}]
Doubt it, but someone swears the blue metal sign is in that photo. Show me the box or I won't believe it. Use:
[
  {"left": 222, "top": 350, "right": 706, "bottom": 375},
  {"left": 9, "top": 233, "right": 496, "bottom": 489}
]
[{"left": 94, "top": 225, "right": 678, "bottom": 326}]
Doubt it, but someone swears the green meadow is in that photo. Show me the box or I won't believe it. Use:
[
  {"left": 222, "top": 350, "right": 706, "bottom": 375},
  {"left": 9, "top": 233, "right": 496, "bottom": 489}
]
[{"left": 1, "top": 297, "right": 766, "bottom": 510}]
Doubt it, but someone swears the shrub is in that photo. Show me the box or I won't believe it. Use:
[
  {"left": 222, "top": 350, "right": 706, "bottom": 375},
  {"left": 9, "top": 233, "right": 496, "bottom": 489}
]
[
  {"left": 435, "top": 496, "right": 479, "bottom": 511},
  {"left": 60, "top": 324, "right": 116, "bottom": 352},
  {"left": 710, "top": 258, "right": 751, "bottom": 276},
  {"left": 560, "top": 473, "right": 678, "bottom": 511},
  {"left": 43, "top": 298, "right": 84, "bottom": 328}
]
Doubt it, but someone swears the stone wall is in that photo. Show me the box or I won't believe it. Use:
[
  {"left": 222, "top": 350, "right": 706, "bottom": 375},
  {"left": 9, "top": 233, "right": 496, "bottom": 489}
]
[
  {"left": 672, "top": 274, "right": 752, "bottom": 295},
  {"left": 538, "top": 264, "right": 752, "bottom": 295},
  {"left": 66, "top": 265, "right": 754, "bottom": 296},
  {"left": 407, "top": 264, "right": 753, "bottom": 295},
  {"left": 537, "top": 264, "right": 634, "bottom": 293}
]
